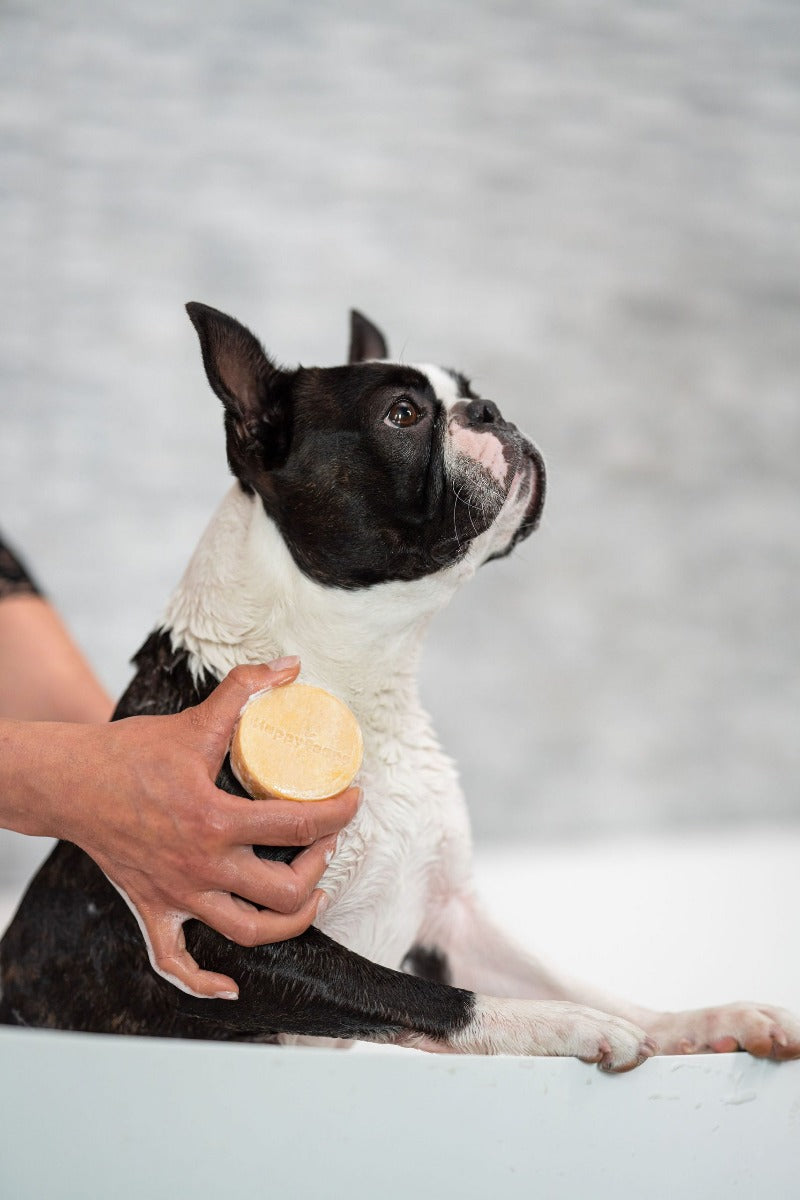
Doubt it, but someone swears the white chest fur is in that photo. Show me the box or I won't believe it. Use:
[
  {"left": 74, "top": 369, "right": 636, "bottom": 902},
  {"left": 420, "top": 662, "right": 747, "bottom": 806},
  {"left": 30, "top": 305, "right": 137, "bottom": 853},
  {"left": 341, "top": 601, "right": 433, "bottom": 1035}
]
[
  {"left": 164, "top": 486, "right": 479, "bottom": 966},
  {"left": 314, "top": 716, "right": 473, "bottom": 968}
]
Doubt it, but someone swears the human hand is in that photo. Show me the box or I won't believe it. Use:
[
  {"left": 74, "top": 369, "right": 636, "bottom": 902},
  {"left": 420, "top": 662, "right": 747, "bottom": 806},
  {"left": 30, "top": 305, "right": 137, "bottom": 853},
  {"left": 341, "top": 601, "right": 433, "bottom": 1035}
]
[{"left": 54, "top": 659, "right": 360, "bottom": 999}]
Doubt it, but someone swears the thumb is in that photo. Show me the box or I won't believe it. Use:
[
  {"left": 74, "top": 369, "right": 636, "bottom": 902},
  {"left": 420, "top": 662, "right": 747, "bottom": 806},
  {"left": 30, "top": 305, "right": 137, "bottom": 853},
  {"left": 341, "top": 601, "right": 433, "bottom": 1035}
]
[{"left": 188, "top": 657, "right": 301, "bottom": 777}]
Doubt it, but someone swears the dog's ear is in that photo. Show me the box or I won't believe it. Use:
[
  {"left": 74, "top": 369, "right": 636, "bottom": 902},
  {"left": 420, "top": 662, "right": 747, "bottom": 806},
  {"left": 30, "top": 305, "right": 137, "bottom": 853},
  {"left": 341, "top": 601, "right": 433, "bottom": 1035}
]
[
  {"left": 185, "top": 302, "right": 293, "bottom": 472},
  {"left": 349, "top": 310, "right": 389, "bottom": 363}
]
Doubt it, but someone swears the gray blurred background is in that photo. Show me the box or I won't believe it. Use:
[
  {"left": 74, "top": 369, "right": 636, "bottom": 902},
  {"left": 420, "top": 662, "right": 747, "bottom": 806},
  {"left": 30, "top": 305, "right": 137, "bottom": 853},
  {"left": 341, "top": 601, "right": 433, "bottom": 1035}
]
[{"left": 1, "top": 0, "right": 798, "bottom": 890}]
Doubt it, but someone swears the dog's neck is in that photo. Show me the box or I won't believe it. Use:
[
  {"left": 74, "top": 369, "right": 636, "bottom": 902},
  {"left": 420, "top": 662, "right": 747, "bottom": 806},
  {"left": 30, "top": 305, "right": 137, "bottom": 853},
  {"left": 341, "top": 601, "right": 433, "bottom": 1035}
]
[{"left": 163, "top": 484, "right": 471, "bottom": 720}]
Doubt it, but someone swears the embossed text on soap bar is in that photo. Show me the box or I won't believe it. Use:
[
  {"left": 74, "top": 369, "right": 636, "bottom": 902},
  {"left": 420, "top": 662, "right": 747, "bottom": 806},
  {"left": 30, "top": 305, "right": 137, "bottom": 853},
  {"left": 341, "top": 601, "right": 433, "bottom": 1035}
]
[{"left": 251, "top": 715, "right": 349, "bottom": 766}]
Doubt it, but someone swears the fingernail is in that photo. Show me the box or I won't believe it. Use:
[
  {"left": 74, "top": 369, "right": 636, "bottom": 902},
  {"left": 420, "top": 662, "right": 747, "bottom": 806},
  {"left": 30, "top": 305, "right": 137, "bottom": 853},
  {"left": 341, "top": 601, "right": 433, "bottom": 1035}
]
[
  {"left": 316, "top": 892, "right": 330, "bottom": 917},
  {"left": 354, "top": 787, "right": 364, "bottom": 809},
  {"left": 267, "top": 655, "right": 300, "bottom": 672},
  {"left": 215, "top": 989, "right": 239, "bottom": 1001},
  {"left": 324, "top": 836, "right": 338, "bottom": 867}
]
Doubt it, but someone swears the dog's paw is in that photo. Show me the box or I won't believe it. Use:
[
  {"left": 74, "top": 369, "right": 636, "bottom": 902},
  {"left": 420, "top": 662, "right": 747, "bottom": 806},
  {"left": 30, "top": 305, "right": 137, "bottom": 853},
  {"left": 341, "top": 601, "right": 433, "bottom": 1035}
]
[
  {"left": 651, "top": 1003, "right": 800, "bottom": 1060},
  {"left": 461, "top": 998, "right": 658, "bottom": 1072},
  {"left": 568, "top": 1006, "right": 659, "bottom": 1073}
]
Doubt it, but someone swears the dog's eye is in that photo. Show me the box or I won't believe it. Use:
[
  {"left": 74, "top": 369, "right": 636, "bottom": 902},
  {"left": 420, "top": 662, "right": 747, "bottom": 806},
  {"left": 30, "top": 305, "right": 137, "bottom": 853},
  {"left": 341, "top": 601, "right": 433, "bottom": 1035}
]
[{"left": 385, "top": 398, "right": 421, "bottom": 428}]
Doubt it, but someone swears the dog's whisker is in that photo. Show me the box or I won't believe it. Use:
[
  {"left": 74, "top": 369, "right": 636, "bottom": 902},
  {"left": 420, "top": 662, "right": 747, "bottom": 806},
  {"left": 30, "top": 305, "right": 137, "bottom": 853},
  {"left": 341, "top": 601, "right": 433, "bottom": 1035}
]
[
  {"left": 453, "top": 481, "right": 480, "bottom": 540},
  {"left": 455, "top": 482, "right": 482, "bottom": 540},
  {"left": 452, "top": 487, "right": 463, "bottom": 555}
]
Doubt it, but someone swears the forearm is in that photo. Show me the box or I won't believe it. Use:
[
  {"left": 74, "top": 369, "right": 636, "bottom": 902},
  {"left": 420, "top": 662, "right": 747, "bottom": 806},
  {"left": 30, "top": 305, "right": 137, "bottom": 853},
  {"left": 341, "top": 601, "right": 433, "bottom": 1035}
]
[
  {"left": 0, "top": 717, "right": 102, "bottom": 840},
  {"left": 0, "top": 594, "right": 113, "bottom": 722}
]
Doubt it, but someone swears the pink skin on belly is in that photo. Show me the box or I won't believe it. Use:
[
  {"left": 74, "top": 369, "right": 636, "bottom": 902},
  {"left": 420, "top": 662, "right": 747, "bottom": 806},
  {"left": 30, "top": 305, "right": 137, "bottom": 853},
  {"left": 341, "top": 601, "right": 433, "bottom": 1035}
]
[{"left": 449, "top": 426, "right": 509, "bottom": 487}]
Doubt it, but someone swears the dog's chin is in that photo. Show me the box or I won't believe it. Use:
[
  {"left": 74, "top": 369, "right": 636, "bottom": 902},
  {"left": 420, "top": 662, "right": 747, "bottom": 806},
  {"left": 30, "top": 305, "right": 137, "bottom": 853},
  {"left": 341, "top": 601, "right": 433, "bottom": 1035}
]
[{"left": 481, "top": 454, "right": 546, "bottom": 565}]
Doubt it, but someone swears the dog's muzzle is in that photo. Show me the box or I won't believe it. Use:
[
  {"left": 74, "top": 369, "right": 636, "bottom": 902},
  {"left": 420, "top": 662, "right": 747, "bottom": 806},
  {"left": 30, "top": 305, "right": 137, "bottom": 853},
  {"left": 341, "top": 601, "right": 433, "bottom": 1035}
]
[{"left": 449, "top": 398, "right": 546, "bottom": 542}]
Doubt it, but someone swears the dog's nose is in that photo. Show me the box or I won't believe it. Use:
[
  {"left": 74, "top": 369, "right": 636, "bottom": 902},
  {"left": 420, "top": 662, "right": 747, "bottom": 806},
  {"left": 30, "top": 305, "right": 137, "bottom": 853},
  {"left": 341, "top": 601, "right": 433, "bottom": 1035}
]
[{"left": 465, "top": 399, "right": 502, "bottom": 425}]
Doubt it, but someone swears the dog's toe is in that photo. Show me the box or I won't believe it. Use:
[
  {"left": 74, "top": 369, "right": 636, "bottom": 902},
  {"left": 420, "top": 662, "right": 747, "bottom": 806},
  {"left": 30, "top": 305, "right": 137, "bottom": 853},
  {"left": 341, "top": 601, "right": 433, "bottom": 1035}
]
[
  {"left": 653, "top": 1003, "right": 800, "bottom": 1060},
  {"left": 574, "top": 1013, "right": 657, "bottom": 1073},
  {"left": 595, "top": 1032, "right": 658, "bottom": 1074}
]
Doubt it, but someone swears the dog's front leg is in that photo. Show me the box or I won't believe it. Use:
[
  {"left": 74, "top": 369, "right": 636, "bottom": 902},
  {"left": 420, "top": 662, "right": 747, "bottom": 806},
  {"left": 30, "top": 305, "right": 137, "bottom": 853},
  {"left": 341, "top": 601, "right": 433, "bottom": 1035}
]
[
  {"left": 175, "top": 923, "right": 655, "bottom": 1071},
  {"left": 416, "top": 894, "right": 800, "bottom": 1062}
]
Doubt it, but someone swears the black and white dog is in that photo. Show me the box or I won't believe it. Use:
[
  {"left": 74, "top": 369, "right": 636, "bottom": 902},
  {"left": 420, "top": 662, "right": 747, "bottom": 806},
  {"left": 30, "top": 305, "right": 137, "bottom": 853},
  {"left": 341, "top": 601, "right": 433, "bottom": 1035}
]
[{"left": 2, "top": 305, "right": 798, "bottom": 1069}]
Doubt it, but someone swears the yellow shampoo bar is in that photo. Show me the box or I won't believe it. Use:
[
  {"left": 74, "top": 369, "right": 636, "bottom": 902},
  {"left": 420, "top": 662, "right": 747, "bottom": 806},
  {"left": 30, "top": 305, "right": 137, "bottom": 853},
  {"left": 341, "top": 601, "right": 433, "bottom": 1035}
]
[{"left": 230, "top": 682, "right": 363, "bottom": 802}]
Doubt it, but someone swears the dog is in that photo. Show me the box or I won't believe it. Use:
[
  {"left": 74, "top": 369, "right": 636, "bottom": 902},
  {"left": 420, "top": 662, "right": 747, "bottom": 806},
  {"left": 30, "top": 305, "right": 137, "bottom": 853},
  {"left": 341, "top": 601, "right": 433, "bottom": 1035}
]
[{"left": 2, "top": 303, "right": 798, "bottom": 1070}]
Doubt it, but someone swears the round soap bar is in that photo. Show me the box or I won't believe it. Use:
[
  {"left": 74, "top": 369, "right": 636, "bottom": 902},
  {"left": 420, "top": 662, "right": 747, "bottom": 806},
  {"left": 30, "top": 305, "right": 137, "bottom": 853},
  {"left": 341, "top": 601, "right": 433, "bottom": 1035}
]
[{"left": 230, "top": 682, "right": 363, "bottom": 802}]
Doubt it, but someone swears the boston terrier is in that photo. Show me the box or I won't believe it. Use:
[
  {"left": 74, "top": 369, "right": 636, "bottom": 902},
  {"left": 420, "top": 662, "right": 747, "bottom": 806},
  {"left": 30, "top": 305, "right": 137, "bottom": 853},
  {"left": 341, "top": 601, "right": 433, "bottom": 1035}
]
[{"left": 2, "top": 305, "right": 798, "bottom": 1070}]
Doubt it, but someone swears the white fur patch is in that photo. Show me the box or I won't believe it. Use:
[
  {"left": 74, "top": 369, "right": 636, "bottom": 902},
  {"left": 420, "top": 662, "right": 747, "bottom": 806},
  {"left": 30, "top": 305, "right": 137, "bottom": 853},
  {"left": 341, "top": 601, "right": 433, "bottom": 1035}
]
[
  {"left": 436, "top": 997, "right": 655, "bottom": 1068},
  {"left": 413, "top": 363, "right": 464, "bottom": 411}
]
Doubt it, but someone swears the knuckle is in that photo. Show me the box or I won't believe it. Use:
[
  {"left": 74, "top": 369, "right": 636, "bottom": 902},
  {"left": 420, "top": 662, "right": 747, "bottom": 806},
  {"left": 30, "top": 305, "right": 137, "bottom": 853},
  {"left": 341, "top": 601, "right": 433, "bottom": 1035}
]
[
  {"left": 263, "top": 866, "right": 302, "bottom": 913},
  {"left": 279, "top": 874, "right": 303, "bottom": 912},
  {"left": 287, "top": 904, "right": 316, "bottom": 937},
  {"left": 227, "top": 663, "right": 260, "bottom": 694},
  {"left": 190, "top": 791, "right": 228, "bottom": 842},
  {"left": 261, "top": 914, "right": 306, "bottom": 946},
  {"left": 290, "top": 811, "right": 316, "bottom": 846},
  {"left": 237, "top": 914, "right": 262, "bottom": 948},
  {"left": 152, "top": 946, "right": 181, "bottom": 972},
  {"left": 200, "top": 803, "right": 229, "bottom": 842}
]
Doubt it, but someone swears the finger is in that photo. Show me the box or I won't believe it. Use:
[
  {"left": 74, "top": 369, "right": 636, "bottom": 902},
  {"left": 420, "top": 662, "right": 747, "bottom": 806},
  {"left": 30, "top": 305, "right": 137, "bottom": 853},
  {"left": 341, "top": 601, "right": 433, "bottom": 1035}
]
[
  {"left": 192, "top": 888, "right": 326, "bottom": 948},
  {"left": 139, "top": 906, "right": 240, "bottom": 1000},
  {"left": 223, "top": 786, "right": 362, "bottom": 846},
  {"left": 186, "top": 658, "right": 302, "bottom": 775},
  {"left": 217, "top": 834, "right": 337, "bottom": 913}
]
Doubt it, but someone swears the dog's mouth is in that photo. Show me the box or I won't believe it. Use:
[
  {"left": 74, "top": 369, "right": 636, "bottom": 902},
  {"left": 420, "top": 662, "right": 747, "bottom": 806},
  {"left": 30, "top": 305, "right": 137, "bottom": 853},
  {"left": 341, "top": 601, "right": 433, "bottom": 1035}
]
[
  {"left": 445, "top": 404, "right": 543, "bottom": 511},
  {"left": 481, "top": 442, "right": 546, "bottom": 564},
  {"left": 465, "top": 419, "right": 546, "bottom": 529},
  {"left": 517, "top": 443, "right": 547, "bottom": 536},
  {"left": 430, "top": 419, "right": 545, "bottom": 568}
]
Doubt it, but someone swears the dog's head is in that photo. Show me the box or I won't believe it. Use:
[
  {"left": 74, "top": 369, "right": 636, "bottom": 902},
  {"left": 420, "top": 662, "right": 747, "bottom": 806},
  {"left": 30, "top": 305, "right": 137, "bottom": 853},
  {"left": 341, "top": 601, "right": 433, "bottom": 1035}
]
[{"left": 186, "top": 303, "right": 545, "bottom": 589}]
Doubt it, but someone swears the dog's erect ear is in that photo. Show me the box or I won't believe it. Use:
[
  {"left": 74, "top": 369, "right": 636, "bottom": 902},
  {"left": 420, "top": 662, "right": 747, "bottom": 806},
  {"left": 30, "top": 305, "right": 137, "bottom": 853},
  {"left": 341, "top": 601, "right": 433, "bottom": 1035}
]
[
  {"left": 186, "top": 301, "right": 278, "bottom": 415},
  {"left": 185, "top": 302, "right": 293, "bottom": 472},
  {"left": 349, "top": 309, "right": 389, "bottom": 363}
]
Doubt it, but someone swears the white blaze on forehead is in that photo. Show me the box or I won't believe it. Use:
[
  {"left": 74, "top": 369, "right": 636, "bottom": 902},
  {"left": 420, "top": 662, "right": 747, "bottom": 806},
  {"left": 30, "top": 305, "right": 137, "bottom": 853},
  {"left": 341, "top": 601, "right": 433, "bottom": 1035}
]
[
  {"left": 413, "top": 363, "right": 464, "bottom": 411},
  {"left": 413, "top": 363, "right": 510, "bottom": 489}
]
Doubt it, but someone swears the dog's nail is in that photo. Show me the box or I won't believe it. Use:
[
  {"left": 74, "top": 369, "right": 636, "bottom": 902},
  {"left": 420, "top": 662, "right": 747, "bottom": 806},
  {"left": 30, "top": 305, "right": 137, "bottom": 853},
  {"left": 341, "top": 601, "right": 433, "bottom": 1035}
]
[{"left": 267, "top": 655, "right": 300, "bottom": 672}]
